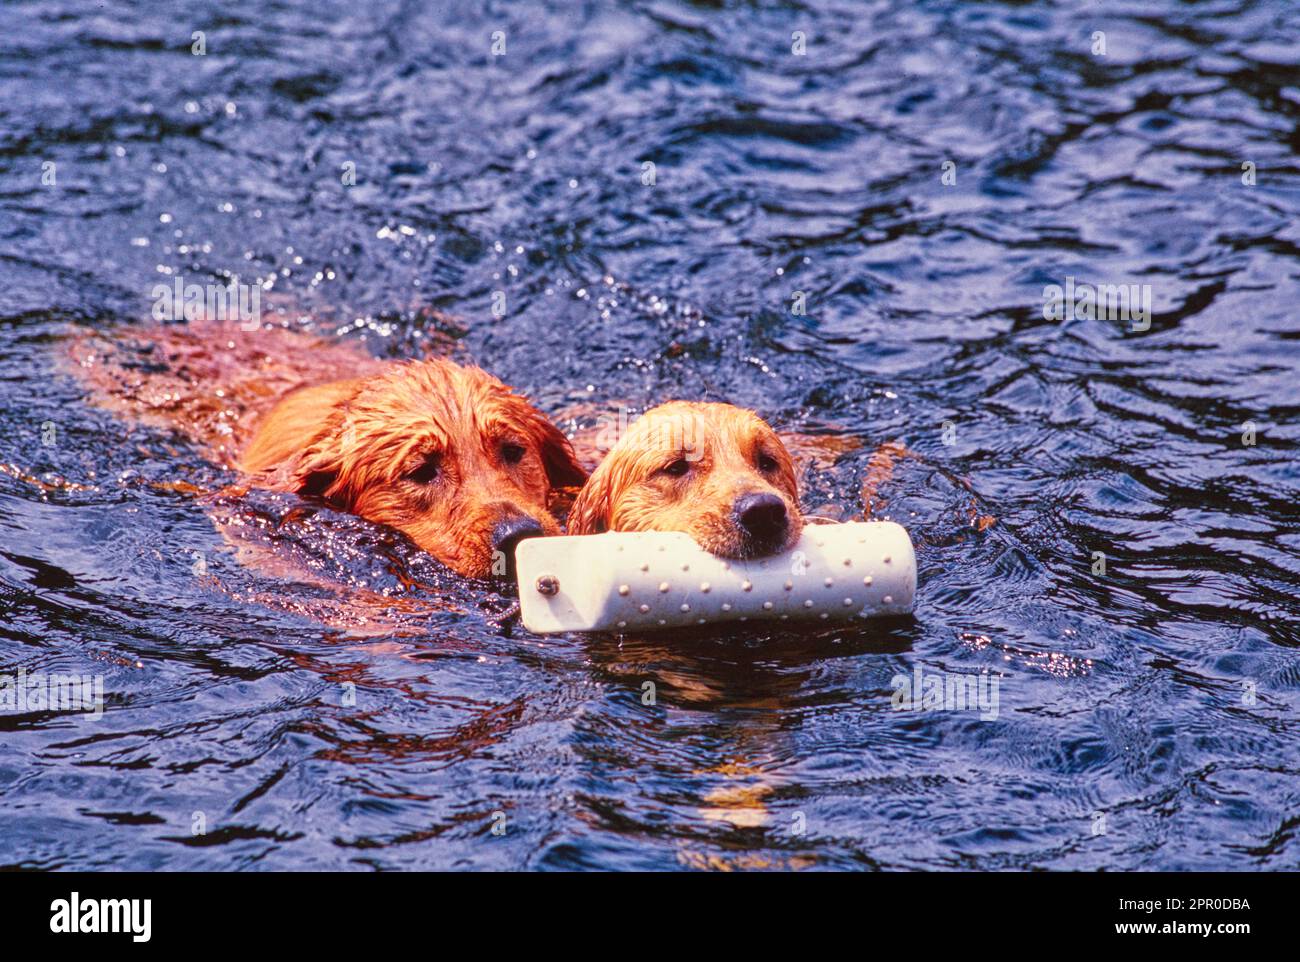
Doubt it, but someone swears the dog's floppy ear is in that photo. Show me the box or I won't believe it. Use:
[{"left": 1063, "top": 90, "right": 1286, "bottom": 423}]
[
  {"left": 241, "top": 378, "right": 362, "bottom": 502},
  {"left": 542, "top": 428, "right": 588, "bottom": 489},
  {"left": 566, "top": 465, "right": 612, "bottom": 534},
  {"left": 519, "top": 407, "right": 587, "bottom": 489},
  {"left": 270, "top": 436, "right": 348, "bottom": 502}
]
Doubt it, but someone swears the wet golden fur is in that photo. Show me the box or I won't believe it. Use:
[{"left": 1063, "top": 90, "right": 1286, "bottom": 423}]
[
  {"left": 66, "top": 320, "right": 586, "bottom": 579},
  {"left": 568, "top": 401, "right": 803, "bottom": 558},
  {"left": 241, "top": 360, "right": 585, "bottom": 577}
]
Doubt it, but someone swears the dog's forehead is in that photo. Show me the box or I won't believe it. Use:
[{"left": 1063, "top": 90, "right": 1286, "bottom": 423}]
[
  {"left": 354, "top": 363, "right": 527, "bottom": 450},
  {"left": 630, "top": 404, "right": 767, "bottom": 451},
  {"left": 427, "top": 396, "right": 527, "bottom": 452}
]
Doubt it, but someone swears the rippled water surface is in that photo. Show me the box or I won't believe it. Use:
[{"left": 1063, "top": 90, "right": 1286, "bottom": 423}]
[{"left": 2, "top": 0, "right": 1299, "bottom": 870}]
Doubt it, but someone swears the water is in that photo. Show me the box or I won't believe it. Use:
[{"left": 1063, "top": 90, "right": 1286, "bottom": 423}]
[{"left": 1, "top": 0, "right": 1298, "bottom": 870}]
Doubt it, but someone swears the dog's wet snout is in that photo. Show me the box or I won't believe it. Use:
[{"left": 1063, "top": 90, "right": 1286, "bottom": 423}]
[
  {"left": 491, "top": 515, "right": 545, "bottom": 579},
  {"left": 734, "top": 492, "right": 788, "bottom": 553}
]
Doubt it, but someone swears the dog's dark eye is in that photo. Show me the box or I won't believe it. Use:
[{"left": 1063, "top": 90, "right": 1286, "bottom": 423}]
[
  {"left": 660, "top": 458, "right": 690, "bottom": 478},
  {"left": 757, "top": 452, "right": 779, "bottom": 473},
  {"left": 407, "top": 453, "right": 441, "bottom": 484},
  {"left": 501, "top": 442, "right": 527, "bottom": 465}
]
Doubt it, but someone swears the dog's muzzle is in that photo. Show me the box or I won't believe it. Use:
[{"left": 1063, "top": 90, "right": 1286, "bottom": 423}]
[
  {"left": 492, "top": 515, "right": 545, "bottom": 580},
  {"left": 733, "top": 492, "right": 790, "bottom": 557}
]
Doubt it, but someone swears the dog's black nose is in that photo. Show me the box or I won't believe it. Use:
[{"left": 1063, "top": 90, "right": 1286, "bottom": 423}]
[
  {"left": 734, "top": 492, "right": 788, "bottom": 552},
  {"left": 491, "top": 516, "right": 544, "bottom": 580}
]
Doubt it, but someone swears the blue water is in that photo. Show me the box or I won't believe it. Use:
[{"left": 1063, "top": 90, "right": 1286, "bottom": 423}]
[{"left": 1, "top": 0, "right": 1298, "bottom": 870}]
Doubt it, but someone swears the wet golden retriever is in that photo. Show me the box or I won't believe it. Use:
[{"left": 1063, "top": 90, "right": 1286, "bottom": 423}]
[
  {"left": 66, "top": 319, "right": 586, "bottom": 579},
  {"left": 568, "top": 401, "right": 803, "bottom": 558}
]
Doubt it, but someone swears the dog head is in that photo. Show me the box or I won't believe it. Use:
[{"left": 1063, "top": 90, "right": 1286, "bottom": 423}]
[
  {"left": 568, "top": 401, "right": 802, "bottom": 558},
  {"left": 244, "top": 359, "right": 586, "bottom": 579}
]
